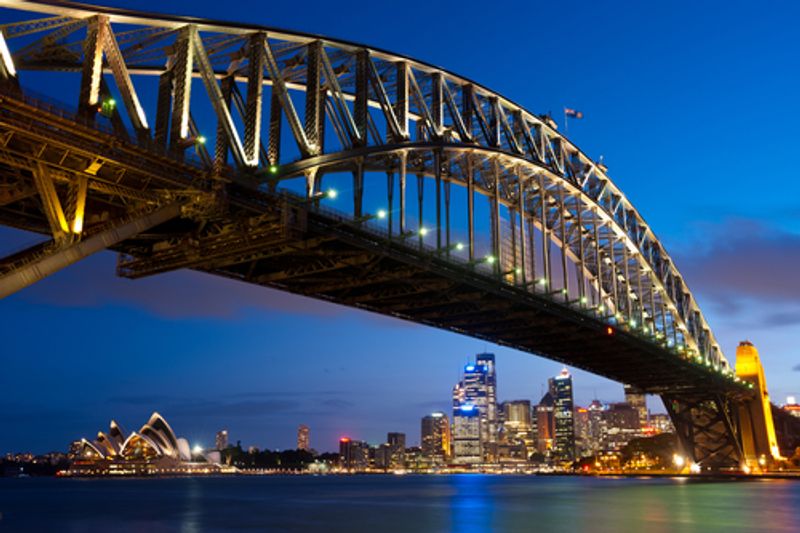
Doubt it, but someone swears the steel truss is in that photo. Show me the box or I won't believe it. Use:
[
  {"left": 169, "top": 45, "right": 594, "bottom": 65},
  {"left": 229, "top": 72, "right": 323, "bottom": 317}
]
[
  {"left": 0, "top": 1, "right": 765, "bottom": 468},
  {"left": 662, "top": 393, "right": 744, "bottom": 469}
]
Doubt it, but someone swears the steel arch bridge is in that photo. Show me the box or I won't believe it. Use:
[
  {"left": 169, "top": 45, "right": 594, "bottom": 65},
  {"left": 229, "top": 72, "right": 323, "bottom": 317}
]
[{"left": 0, "top": 0, "right": 793, "bottom": 470}]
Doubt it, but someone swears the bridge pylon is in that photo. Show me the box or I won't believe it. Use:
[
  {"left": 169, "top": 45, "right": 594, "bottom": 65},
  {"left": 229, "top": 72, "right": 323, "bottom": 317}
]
[{"left": 735, "top": 340, "right": 782, "bottom": 469}]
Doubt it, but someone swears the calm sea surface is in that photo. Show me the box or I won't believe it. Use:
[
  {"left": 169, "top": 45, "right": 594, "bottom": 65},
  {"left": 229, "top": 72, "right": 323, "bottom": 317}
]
[{"left": 0, "top": 475, "right": 798, "bottom": 532}]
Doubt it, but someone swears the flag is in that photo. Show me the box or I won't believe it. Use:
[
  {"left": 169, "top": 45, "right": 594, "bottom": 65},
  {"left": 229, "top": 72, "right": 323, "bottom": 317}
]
[{"left": 564, "top": 108, "right": 584, "bottom": 119}]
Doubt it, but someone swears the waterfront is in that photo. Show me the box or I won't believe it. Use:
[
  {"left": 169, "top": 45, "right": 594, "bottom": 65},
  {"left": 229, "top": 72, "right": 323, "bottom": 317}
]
[{"left": 1, "top": 475, "right": 798, "bottom": 532}]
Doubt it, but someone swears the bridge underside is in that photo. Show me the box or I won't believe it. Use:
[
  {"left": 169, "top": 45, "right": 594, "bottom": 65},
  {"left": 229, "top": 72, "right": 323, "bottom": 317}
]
[
  {"left": 0, "top": 0, "right": 770, "bottom": 471},
  {"left": 112, "top": 190, "right": 741, "bottom": 399}
]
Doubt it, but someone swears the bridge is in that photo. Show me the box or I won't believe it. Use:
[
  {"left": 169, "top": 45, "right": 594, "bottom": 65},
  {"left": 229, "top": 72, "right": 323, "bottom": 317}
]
[{"left": 0, "top": 0, "right": 796, "bottom": 471}]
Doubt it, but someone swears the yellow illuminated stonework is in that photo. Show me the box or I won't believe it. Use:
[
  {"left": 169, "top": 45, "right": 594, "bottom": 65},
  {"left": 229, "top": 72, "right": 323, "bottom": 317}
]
[{"left": 735, "top": 341, "right": 782, "bottom": 467}]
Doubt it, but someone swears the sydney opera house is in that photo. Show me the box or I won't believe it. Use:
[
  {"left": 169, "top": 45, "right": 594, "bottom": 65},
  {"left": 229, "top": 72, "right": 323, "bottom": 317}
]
[{"left": 67, "top": 412, "right": 230, "bottom": 476}]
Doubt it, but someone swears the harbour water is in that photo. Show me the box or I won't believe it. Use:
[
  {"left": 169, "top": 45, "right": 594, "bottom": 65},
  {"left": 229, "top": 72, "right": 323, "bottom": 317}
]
[{"left": 1, "top": 475, "right": 798, "bottom": 532}]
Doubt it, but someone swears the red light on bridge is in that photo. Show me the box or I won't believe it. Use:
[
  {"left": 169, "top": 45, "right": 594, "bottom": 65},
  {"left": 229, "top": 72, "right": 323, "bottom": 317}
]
[{"left": 606, "top": 326, "right": 614, "bottom": 336}]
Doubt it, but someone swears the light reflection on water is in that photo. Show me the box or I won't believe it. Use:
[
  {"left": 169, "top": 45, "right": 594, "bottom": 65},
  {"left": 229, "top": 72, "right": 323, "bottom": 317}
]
[{"left": 0, "top": 475, "right": 798, "bottom": 532}]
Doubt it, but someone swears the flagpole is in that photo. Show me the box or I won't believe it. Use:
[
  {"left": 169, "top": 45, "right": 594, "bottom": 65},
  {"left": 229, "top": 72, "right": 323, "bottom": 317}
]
[{"left": 563, "top": 108, "right": 568, "bottom": 134}]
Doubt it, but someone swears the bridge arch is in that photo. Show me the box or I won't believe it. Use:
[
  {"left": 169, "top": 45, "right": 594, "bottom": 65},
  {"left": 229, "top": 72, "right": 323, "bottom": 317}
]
[{"left": 0, "top": 0, "right": 784, "bottom": 471}]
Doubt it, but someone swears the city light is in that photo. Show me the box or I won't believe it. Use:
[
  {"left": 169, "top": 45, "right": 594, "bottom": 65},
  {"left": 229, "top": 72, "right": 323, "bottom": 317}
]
[
  {"left": 192, "top": 444, "right": 203, "bottom": 455},
  {"left": 673, "top": 454, "right": 685, "bottom": 468},
  {"left": 485, "top": 255, "right": 496, "bottom": 264},
  {"left": 455, "top": 243, "right": 465, "bottom": 251},
  {"left": 376, "top": 209, "right": 387, "bottom": 219},
  {"left": 689, "top": 463, "right": 701, "bottom": 474},
  {"left": 196, "top": 135, "right": 207, "bottom": 145},
  {"left": 326, "top": 189, "right": 338, "bottom": 199},
  {"left": 419, "top": 227, "right": 429, "bottom": 236},
  {"left": 269, "top": 164, "right": 279, "bottom": 174}
]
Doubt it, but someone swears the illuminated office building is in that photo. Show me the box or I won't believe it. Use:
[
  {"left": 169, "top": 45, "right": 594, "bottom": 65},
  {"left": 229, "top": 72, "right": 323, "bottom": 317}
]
[
  {"left": 297, "top": 425, "right": 310, "bottom": 451},
  {"left": 535, "top": 391, "right": 555, "bottom": 455},
  {"left": 502, "top": 400, "right": 534, "bottom": 451},
  {"left": 549, "top": 368, "right": 575, "bottom": 462},
  {"left": 215, "top": 429, "right": 228, "bottom": 451},
  {"left": 624, "top": 384, "right": 648, "bottom": 429},
  {"left": 387, "top": 432, "right": 406, "bottom": 468},
  {"left": 452, "top": 404, "right": 482, "bottom": 464},
  {"left": 339, "top": 438, "right": 368, "bottom": 470},
  {"left": 452, "top": 354, "right": 498, "bottom": 462},
  {"left": 421, "top": 412, "right": 451, "bottom": 462}
]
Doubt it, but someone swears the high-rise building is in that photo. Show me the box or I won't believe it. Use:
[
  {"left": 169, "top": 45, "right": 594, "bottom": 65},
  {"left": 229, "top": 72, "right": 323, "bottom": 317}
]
[
  {"left": 603, "top": 402, "right": 641, "bottom": 450},
  {"left": 502, "top": 400, "right": 534, "bottom": 452},
  {"left": 476, "top": 353, "right": 498, "bottom": 460},
  {"left": 452, "top": 404, "right": 482, "bottom": 464},
  {"left": 215, "top": 429, "right": 228, "bottom": 451},
  {"left": 573, "top": 406, "right": 590, "bottom": 458},
  {"left": 549, "top": 368, "right": 575, "bottom": 462},
  {"left": 535, "top": 391, "right": 555, "bottom": 455},
  {"left": 452, "top": 354, "right": 498, "bottom": 462},
  {"left": 648, "top": 413, "right": 674, "bottom": 434},
  {"left": 421, "top": 412, "right": 451, "bottom": 462},
  {"left": 297, "top": 425, "right": 310, "bottom": 451},
  {"left": 339, "top": 438, "right": 368, "bottom": 470},
  {"left": 387, "top": 432, "right": 406, "bottom": 468},
  {"left": 624, "top": 385, "right": 648, "bottom": 429},
  {"left": 586, "top": 399, "right": 606, "bottom": 454}
]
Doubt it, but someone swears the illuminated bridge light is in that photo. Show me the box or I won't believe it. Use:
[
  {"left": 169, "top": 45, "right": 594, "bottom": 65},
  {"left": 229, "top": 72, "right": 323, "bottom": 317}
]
[{"left": 0, "top": 2, "right": 776, "bottom": 474}]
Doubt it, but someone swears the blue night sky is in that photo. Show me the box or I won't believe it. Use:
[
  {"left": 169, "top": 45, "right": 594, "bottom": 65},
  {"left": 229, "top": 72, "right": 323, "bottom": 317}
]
[{"left": 2, "top": 0, "right": 800, "bottom": 454}]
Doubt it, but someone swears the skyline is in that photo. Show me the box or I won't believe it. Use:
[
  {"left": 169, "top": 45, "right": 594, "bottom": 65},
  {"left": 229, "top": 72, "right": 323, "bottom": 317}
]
[{"left": 3, "top": 0, "right": 800, "bottom": 454}]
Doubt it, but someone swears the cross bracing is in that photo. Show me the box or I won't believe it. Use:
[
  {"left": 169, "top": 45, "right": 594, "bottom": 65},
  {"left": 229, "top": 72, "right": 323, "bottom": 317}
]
[{"left": 0, "top": 1, "right": 773, "bottom": 468}]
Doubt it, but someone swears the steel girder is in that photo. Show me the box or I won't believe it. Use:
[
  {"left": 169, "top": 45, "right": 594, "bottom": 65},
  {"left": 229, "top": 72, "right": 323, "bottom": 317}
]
[
  {"left": 0, "top": 0, "right": 726, "bottom": 372},
  {"left": 662, "top": 393, "right": 744, "bottom": 470}
]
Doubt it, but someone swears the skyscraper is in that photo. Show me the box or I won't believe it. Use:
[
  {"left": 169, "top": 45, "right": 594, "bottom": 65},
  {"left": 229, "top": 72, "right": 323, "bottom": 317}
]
[
  {"left": 603, "top": 402, "right": 641, "bottom": 450},
  {"left": 297, "top": 424, "right": 310, "bottom": 451},
  {"left": 586, "top": 399, "right": 606, "bottom": 455},
  {"left": 339, "top": 438, "right": 368, "bottom": 470},
  {"left": 624, "top": 384, "right": 648, "bottom": 429},
  {"left": 452, "top": 404, "right": 482, "bottom": 464},
  {"left": 476, "top": 353, "right": 498, "bottom": 460},
  {"left": 549, "top": 368, "right": 575, "bottom": 462},
  {"left": 421, "top": 412, "right": 451, "bottom": 462},
  {"left": 502, "top": 400, "right": 534, "bottom": 451},
  {"left": 215, "top": 429, "right": 228, "bottom": 451},
  {"left": 535, "top": 391, "right": 555, "bottom": 455},
  {"left": 452, "top": 354, "right": 498, "bottom": 462},
  {"left": 573, "top": 406, "right": 590, "bottom": 458},
  {"left": 387, "top": 432, "right": 406, "bottom": 468}
]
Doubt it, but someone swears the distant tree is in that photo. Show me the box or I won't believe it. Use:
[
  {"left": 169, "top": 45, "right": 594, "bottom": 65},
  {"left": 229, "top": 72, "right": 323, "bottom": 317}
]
[
  {"left": 528, "top": 451, "right": 546, "bottom": 464},
  {"left": 620, "top": 433, "right": 677, "bottom": 468}
]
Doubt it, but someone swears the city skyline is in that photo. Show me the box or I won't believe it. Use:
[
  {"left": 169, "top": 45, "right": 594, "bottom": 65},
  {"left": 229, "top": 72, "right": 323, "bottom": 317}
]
[{"left": 3, "top": 0, "right": 800, "bottom": 456}]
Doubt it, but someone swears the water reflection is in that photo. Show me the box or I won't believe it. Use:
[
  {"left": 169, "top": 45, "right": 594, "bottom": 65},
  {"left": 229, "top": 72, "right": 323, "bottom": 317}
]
[
  {"left": 450, "top": 474, "right": 493, "bottom": 533},
  {"left": 0, "top": 475, "right": 798, "bottom": 532}
]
